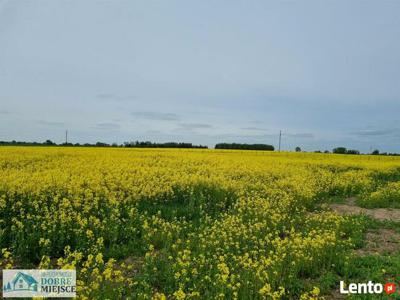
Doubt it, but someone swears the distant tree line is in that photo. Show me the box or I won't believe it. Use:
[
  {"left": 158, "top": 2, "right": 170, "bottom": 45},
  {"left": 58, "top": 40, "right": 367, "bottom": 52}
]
[
  {"left": 0, "top": 140, "right": 58, "bottom": 146},
  {"left": 332, "top": 147, "right": 360, "bottom": 155},
  {"left": 296, "top": 146, "right": 400, "bottom": 156},
  {"left": 330, "top": 147, "right": 400, "bottom": 156},
  {"left": 369, "top": 149, "right": 400, "bottom": 156},
  {"left": 0, "top": 140, "right": 208, "bottom": 149},
  {"left": 2, "top": 140, "right": 400, "bottom": 156},
  {"left": 123, "top": 141, "right": 207, "bottom": 149},
  {"left": 215, "top": 143, "right": 274, "bottom": 151}
]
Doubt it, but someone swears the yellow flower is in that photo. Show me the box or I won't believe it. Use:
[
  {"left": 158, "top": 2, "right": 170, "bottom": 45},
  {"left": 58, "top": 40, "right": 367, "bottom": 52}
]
[
  {"left": 173, "top": 288, "right": 186, "bottom": 300},
  {"left": 153, "top": 292, "right": 167, "bottom": 300},
  {"left": 312, "top": 287, "right": 320, "bottom": 296},
  {"left": 95, "top": 253, "right": 104, "bottom": 265}
]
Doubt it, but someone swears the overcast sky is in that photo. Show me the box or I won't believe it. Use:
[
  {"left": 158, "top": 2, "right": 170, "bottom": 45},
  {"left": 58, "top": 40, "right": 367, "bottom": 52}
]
[{"left": 1, "top": 0, "right": 399, "bottom": 152}]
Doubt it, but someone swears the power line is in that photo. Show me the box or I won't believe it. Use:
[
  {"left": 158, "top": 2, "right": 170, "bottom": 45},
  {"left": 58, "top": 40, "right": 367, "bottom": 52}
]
[{"left": 278, "top": 130, "right": 282, "bottom": 152}]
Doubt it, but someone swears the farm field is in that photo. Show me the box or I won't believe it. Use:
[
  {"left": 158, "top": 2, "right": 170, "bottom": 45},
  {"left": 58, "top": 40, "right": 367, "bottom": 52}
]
[{"left": 0, "top": 147, "right": 400, "bottom": 299}]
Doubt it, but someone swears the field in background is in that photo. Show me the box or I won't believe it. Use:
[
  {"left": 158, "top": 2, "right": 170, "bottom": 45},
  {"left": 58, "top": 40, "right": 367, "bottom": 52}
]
[{"left": 0, "top": 147, "right": 399, "bottom": 299}]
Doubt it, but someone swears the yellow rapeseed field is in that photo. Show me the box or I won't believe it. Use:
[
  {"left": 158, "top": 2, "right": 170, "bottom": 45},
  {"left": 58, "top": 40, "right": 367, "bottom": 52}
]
[{"left": 1, "top": 147, "right": 399, "bottom": 299}]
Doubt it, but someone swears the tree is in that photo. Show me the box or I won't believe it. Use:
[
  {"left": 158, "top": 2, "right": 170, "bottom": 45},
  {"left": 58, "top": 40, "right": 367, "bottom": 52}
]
[
  {"left": 346, "top": 149, "right": 360, "bottom": 155},
  {"left": 215, "top": 143, "right": 274, "bottom": 151},
  {"left": 295, "top": 146, "right": 301, "bottom": 152},
  {"left": 371, "top": 149, "right": 379, "bottom": 155},
  {"left": 333, "top": 147, "right": 347, "bottom": 154},
  {"left": 44, "top": 139, "right": 55, "bottom": 145},
  {"left": 95, "top": 142, "right": 110, "bottom": 147}
]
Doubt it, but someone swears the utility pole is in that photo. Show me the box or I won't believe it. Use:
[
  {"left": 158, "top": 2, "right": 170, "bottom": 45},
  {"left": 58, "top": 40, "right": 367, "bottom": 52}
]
[
  {"left": 65, "top": 130, "right": 68, "bottom": 144},
  {"left": 278, "top": 130, "right": 282, "bottom": 152}
]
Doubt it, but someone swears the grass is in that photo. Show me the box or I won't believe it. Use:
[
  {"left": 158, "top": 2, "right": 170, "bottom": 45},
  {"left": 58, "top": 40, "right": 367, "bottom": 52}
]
[{"left": 315, "top": 215, "right": 400, "bottom": 298}]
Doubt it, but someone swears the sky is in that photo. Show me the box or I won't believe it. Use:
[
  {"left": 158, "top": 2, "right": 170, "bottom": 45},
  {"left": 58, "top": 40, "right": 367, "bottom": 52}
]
[{"left": 0, "top": 0, "right": 400, "bottom": 152}]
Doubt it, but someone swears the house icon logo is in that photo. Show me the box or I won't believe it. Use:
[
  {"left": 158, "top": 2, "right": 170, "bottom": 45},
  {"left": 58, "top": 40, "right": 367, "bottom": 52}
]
[
  {"left": 3, "top": 271, "right": 38, "bottom": 293},
  {"left": 2, "top": 269, "right": 76, "bottom": 298}
]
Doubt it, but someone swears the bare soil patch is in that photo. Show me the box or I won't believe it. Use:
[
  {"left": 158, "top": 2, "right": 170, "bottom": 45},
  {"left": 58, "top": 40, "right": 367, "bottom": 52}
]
[
  {"left": 330, "top": 198, "right": 400, "bottom": 222},
  {"left": 354, "top": 229, "right": 400, "bottom": 256},
  {"left": 325, "top": 227, "right": 400, "bottom": 299}
]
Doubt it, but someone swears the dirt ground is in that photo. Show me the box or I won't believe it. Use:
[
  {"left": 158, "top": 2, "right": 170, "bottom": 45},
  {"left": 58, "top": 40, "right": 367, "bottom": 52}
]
[
  {"left": 330, "top": 197, "right": 400, "bottom": 222},
  {"left": 354, "top": 228, "right": 400, "bottom": 256},
  {"left": 326, "top": 198, "right": 400, "bottom": 299}
]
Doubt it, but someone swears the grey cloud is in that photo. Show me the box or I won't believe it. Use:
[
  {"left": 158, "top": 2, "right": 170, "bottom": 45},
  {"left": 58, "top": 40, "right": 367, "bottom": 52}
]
[
  {"left": 146, "top": 129, "right": 162, "bottom": 135},
  {"left": 241, "top": 127, "right": 268, "bottom": 131},
  {"left": 94, "top": 122, "right": 120, "bottom": 130},
  {"left": 286, "top": 133, "right": 315, "bottom": 138},
  {"left": 2, "top": 1, "right": 400, "bottom": 153},
  {"left": 96, "top": 93, "right": 115, "bottom": 99},
  {"left": 131, "top": 112, "right": 180, "bottom": 121},
  {"left": 36, "top": 120, "right": 65, "bottom": 127},
  {"left": 351, "top": 129, "right": 398, "bottom": 137},
  {"left": 0, "top": 110, "right": 12, "bottom": 114},
  {"left": 118, "top": 96, "right": 137, "bottom": 101},
  {"left": 213, "top": 133, "right": 277, "bottom": 139},
  {"left": 96, "top": 93, "right": 137, "bottom": 102},
  {"left": 178, "top": 123, "right": 213, "bottom": 130}
]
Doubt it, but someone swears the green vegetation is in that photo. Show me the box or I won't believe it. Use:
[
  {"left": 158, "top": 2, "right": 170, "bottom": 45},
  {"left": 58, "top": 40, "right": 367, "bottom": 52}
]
[
  {"left": 215, "top": 143, "right": 274, "bottom": 151},
  {"left": 0, "top": 148, "right": 399, "bottom": 299}
]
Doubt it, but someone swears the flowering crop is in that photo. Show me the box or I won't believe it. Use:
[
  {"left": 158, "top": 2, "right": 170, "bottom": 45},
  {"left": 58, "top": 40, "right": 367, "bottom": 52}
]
[{"left": 0, "top": 147, "right": 399, "bottom": 299}]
